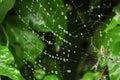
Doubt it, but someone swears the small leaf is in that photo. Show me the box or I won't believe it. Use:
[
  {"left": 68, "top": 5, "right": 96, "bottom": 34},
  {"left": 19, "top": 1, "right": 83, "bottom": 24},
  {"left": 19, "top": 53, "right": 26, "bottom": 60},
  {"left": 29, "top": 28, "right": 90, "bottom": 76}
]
[
  {"left": 81, "top": 72, "right": 99, "bottom": 80},
  {"left": 0, "top": 0, "right": 15, "bottom": 23},
  {"left": 34, "top": 68, "right": 46, "bottom": 80},
  {"left": 43, "top": 75, "right": 59, "bottom": 80}
]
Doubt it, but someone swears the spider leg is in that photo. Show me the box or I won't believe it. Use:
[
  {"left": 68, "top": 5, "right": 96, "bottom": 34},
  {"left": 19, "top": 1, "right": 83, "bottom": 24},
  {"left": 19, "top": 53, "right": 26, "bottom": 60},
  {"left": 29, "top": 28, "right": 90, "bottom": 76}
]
[
  {"left": 91, "top": 59, "right": 100, "bottom": 72},
  {"left": 108, "top": 56, "right": 120, "bottom": 64}
]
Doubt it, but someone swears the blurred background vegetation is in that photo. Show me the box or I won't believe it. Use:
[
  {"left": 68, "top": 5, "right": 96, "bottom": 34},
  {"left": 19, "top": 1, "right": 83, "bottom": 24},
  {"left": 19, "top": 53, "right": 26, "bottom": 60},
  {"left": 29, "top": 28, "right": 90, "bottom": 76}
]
[{"left": 0, "top": 0, "right": 120, "bottom": 80}]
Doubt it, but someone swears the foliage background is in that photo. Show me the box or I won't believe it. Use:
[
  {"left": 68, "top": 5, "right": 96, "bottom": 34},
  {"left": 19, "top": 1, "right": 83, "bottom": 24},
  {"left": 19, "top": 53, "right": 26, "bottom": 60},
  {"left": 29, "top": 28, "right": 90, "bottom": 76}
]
[{"left": 0, "top": 0, "right": 120, "bottom": 80}]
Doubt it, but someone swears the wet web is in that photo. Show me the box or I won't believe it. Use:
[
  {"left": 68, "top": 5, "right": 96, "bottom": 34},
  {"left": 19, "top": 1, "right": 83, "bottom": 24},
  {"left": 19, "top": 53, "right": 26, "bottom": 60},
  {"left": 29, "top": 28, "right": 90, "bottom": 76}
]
[{"left": 13, "top": 0, "right": 117, "bottom": 80}]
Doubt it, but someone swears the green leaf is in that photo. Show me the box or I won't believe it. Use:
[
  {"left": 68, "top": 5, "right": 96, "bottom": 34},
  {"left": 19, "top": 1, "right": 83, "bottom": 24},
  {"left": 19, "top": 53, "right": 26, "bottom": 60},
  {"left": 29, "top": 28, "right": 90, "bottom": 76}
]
[
  {"left": 43, "top": 75, "right": 59, "bottom": 80},
  {"left": 0, "top": 64, "right": 25, "bottom": 80},
  {"left": 18, "top": 29, "right": 45, "bottom": 64},
  {"left": 0, "top": 0, "right": 15, "bottom": 23},
  {"left": 81, "top": 72, "right": 99, "bottom": 80},
  {"left": 6, "top": 17, "right": 45, "bottom": 65},
  {"left": 15, "top": 0, "right": 67, "bottom": 52},
  {"left": 104, "top": 27, "right": 120, "bottom": 80},
  {"left": 114, "top": 2, "right": 120, "bottom": 14},
  {"left": 0, "top": 45, "right": 14, "bottom": 65},
  {"left": 104, "top": 2, "right": 120, "bottom": 32},
  {"left": 0, "top": 46, "right": 24, "bottom": 80}
]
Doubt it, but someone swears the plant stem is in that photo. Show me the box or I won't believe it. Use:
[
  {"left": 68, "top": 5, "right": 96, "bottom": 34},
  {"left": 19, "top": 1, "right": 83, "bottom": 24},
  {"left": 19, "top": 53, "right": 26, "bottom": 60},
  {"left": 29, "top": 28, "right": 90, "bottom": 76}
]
[
  {"left": 0, "top": 24, "right": 9, "bottom": 47},
  {"left": 98, "top": 65, "right": 107, "bottom": 80}
]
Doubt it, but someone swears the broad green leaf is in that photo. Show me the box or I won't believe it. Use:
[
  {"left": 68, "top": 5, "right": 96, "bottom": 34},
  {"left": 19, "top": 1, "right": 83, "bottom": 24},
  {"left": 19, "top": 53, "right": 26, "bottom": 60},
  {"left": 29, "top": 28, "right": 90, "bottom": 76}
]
[
  {"left": 0, "top": 46, "right": 24, "bottom": 80},
  {"left": 5, "top": 17, "right": 45, "bottom": 65},
  {"left": 0, "top": 0, "right": 15, "bottom": 23},
  {"left": 43, "top": 75, "right": 59, "bottom": 80},
  {"left": 15, "top": 0, "right": 67, "bottom": 52},
  {"left": 104, "top": 2, "right": 120, "bottom": 32}
]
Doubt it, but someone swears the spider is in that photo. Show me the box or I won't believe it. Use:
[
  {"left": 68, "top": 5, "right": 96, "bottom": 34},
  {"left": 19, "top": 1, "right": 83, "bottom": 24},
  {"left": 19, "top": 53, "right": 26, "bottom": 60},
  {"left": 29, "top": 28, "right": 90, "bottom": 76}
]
[
  {"left": 90, "top": 37, "right": 120, "bottom": 79},
  {"left": 90, "top": 36, "right": 120, "bottom": 70},
  {"left": 91, "top": 44, "right": 107, "bottom": 71}
]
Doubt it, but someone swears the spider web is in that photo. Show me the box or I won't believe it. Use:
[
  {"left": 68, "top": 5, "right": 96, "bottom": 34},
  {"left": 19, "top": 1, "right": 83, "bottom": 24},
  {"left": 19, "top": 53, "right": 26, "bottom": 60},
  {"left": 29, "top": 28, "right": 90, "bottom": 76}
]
[{"left": 9, "top": 0, "right": 117, "bottom": 80}]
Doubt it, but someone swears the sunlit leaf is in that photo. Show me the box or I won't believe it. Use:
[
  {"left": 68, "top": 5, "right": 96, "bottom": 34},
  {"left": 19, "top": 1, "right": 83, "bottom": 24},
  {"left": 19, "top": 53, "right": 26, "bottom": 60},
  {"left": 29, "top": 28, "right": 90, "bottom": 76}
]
[
  {"left": 0, "top": 45, "right": 14, "bottom": 65},
  {"left": 43, "top": 75, "right": 59, "bottom": 80},
  {"left": 0, "top": 64, "right": 25, "bottom": 80},
  {"left": 81, "top": 72, "right": 99, "bottom": 80},
  {"left": 104, "top": 2, "right": 120, "bottom": 32},
  {"left": 0, "top": 45, "right": 24, "bottom": 80},
  {"left": 104, "top": 27, "right": 120, "bottom": 80}
]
